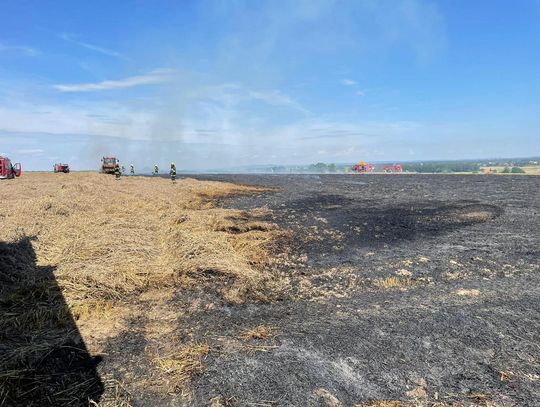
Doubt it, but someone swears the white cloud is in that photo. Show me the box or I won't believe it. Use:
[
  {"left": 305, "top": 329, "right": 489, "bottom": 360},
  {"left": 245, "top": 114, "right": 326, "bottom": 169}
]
[
  {"left": 0, "top": 94, "right": 426, "bottom": 165},
  {"left": 16, "top": 148, "right": 45, "bottom": 156},
  {"left": 341, "top": 79, "right": 357, "bottom": 86},
  {"left": 53, "top": 69, "right": 175, "bottom": 92},
  {"left": 200, "top": 83, "right": 310, "bottom": 114},
  {"left": 248, "top": 89, "right": 310, "bottom": 114},
  {"left": 341, "top": 80, "right": 365, "bottom": 96},
  {"left": 0, "top": 80, "right": 310, "bottom": 154},
  {"left": 0, "top": 42, "right": 39, "bottom": 56},
  {"left": 60, "top": 33, "right": 129, "bottom": 60},
  {"left": 0, "top": 102, "right": 156, "bottom": 140},
  {"left": 215, "top": 0, "right": 444, "bottom": 71}
]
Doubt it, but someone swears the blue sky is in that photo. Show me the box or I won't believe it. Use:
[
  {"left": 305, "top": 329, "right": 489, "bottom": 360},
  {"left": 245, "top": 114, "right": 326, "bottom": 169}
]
[{"left": 0, "top": 0, "right": 539, "bottom": 170}]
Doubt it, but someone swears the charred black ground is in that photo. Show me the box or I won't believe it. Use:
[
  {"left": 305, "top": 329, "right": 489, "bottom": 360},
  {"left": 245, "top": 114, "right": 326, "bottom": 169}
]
[
  {"left": 94, "top": 174, "right": 540, "bottom": 406},
  {"left": 164, "top": 174, "right": 540, "bottom": 406}
]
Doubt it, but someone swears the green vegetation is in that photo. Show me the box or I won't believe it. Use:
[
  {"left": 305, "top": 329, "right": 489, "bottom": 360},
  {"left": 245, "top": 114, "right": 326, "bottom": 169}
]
[
  {"left": 252, "top": 157, "right": 540, "bottom": 174},
  {"left": 501, "top": 166, "right": 526, "bottom": 174},
  {"left": 269, "top": 162, "right": 346, "bottom": 173},
  {"left": 403, "top": 162, "right": 480, "bottom": 173}
]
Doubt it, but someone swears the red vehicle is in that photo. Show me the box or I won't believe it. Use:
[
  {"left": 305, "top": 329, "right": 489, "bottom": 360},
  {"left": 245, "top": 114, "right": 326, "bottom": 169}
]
[
  {"left": 352, "top": 161, "right": 375, "bottom": 173},
  {"left": 101, "top": 156, "right": 119, "bottom": 174},
  {"left": 384, "top": 164, "right": 404, "bottom": 173},
  {"left": 0, "top": 156, "right": 22, "bottom": 179},
  {"left": 54, "top": 163, "right": 70, "bottom": 173}
]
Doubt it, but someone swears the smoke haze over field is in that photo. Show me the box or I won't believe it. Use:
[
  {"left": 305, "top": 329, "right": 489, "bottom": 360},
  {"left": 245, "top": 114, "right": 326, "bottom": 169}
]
[{"left": 0, "top": 0, "right": 539, "bottom": 170}]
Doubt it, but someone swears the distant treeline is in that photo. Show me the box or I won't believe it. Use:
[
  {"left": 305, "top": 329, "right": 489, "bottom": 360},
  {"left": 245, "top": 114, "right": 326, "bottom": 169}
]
[
  {"left": 269, "top": 161, "right": 482, "bottom": 173},
  {"left": 403, "top": 162, "right": 480, "bottom": 173},
  {"left": 264, "top": 158, "right": 539, "bottom": 174},
  {"left": 269, "top": 163, "right": 345, "bottom": 173},
  {"left": 497, "top": 158, "right": 539, "bottom": 166}
]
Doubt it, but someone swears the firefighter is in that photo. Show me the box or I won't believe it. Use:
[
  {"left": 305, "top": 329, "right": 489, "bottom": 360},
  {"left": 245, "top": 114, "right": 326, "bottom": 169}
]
[
  {"left": 154, "top": 164, "right": 159, "bottom": 175},
  {"left": 130, "top": 164, "right": 135, "bottom": 175},
  {"left": 170, "top": 162, "right": 177, "bottom": 183},
  {"left": 121, "top": 165, "right": 126, "bottom": 174},
  {"left": 114, "top": 164, "right": 121, "bottom": 180}
]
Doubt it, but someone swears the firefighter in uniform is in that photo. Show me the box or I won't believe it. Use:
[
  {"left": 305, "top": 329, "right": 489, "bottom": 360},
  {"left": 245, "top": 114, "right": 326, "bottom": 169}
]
[
  {"left": 170, "top": 162, "right": 177, "bottom": 183},
  {"left": 114, "top": 164, "right": 121, "bottom": 180},
  {"left": 121, "top": 165, "right": 125, "bottom": 174},
  {"left": 154, "top": 164, "right": 159, "bottom": 175},
  {"left": 130, "top": 164, "right": 135, "bottom": 175}
]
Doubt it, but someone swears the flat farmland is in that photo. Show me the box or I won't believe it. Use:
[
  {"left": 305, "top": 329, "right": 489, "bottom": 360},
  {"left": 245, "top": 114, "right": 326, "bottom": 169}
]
[
  {"left": 1, "top": 173, "right": 539, "bottom": 407},
  {"left": 186, "top": 174, "right": 540, "bottom": 407}
]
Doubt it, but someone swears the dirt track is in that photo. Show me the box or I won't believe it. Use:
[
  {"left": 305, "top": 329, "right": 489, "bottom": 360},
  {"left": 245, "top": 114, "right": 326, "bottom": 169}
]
[{"left": 170, "top": 174, "right": 540, "bottom": 406}]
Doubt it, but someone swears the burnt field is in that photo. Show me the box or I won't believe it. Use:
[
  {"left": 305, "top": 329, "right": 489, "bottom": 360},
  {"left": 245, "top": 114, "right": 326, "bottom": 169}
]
[
  {"left": 179, "top": 174, "right": 540, "bottom": 406},
  {"left": 1, "top": 173, "right": 539, "bottom": 407}
]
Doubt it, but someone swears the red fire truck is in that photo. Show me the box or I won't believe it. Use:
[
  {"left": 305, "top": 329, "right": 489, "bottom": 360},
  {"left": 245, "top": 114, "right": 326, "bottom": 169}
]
[
  {"left": 352, "top": 161, "right": 375, "bottom": 173},
  {"left": 383, "top": 164, "right": 404, "bottom": 173},
  {"left": 0, "top": 156, "right": 22, "bottom": 179},
  {"left": 101, "top": 156, "right": 119, "bottom": 174},
  {"left": 53, "top": 163, "right": 70, "bottom": 173}
]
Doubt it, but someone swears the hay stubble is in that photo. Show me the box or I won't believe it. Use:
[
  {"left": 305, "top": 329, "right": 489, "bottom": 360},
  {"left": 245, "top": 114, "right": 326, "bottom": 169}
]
[{"left": 0, "top": 172, "right": 285, "bottom": 403}]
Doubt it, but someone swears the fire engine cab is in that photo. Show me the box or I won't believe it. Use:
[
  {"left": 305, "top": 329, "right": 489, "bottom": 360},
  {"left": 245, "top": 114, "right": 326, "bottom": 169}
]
[{"left": 0, "top": 156, "right": 22, "bottom": 179}]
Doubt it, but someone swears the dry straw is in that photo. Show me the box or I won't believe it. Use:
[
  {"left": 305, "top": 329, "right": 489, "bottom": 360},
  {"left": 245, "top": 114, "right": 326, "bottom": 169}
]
[{"left": 0, "top": 172, "right": 285, "bottom": 404}]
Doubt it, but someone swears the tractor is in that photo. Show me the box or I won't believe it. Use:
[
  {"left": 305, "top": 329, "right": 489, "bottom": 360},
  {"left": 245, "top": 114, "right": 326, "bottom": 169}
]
[
  {"left": 0, "top": 156, "right": 22, "bottom": 179},
  {"left": 54, "top": 163, "right": 70, "bottom": 173},
  {"left": 101, "top": 156, "right": 119, "bottom": 174}
]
